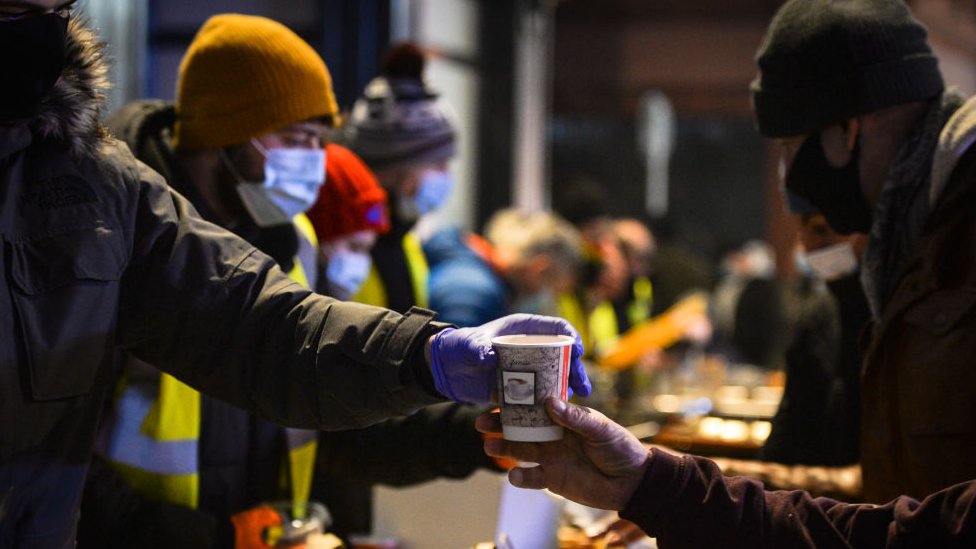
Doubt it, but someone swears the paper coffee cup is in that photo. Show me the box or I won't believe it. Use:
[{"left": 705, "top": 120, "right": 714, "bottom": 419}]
[{"left": 492, "top": 334, "right": 574, "bottom": 442}]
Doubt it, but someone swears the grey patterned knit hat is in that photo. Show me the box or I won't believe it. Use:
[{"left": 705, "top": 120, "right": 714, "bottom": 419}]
[{"left": 344, "top": 44, "right": 457, "bottom": 172}]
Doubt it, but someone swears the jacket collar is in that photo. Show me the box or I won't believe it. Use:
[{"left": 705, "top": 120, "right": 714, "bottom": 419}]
[
  {"left": 0, "top": 124, "right": 32, "bottom": 161},
  {"left": 26, "top": 17, "right": 110, "bottom": 160},
  {"left": 930, "top": 95, "right": 976, "bottom": 206}
]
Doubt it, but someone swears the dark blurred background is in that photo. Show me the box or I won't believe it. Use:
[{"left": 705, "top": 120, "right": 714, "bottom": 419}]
[{"left": 83, "top": 0, "right": 976, "bottom": 273}]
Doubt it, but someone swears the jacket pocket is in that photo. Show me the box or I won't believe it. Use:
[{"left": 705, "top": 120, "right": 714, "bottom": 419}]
[
  {"left": 899, "top": 288, "right": 976, "bottom": 436},
  {"left": 8, "top": 224, "right": 125, "bottom": 400},
  {"left": 901, "top": 288, "right": 976, "bottom": 336}
]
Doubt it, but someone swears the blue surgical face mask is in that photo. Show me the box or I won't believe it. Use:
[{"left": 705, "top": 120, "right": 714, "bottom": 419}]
[
  {"left": 230, "top": 140, "right": 326, "bottom": 227},
  {"left": 326, "top": 249, "right": 373, "bottom": 300},
  {"left": 415, "top": 169, "right": 452, "bottom": 215}
]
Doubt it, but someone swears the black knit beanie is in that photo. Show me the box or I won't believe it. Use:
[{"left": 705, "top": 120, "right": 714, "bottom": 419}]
[{"left": 751, "top": 0, "right": 944, "bottom": 137}]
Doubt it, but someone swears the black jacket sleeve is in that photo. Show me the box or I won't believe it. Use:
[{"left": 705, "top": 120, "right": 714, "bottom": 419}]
[
  {"left": 314, "top": 402, "right": 498, "bottom": 488},
  {"left": 620, "top": 450, "right": 976, "bottom": 548}
]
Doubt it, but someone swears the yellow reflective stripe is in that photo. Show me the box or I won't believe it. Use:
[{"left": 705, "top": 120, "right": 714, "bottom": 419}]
[
  {"left": 132, "top": 373, "right": 200, "bottom": 508},
  {"left": 558, "top": 293, "right": 590, "bottom": 353},
  {"left": 627, "top": 276, "right": 654, "bottom": 327},
  {"left": 286, "top": 215, "right": 316, "bottom": 290},
  {"left": 107, "top": 379, "right": 198, "bottom": 476},
  {"left": 140, "top": 374, "right": 200, "bottom": 442},
  {"left": 283, "top": 254, "right": 319, "bottom": 519},
  {"left": 293, "top": 214, "right": 320, "bottom": 288},
  {"left": 350, "top": 234, "right": 429, "bottom": 308},
  {"left": 112, "top": 460, "right": 199, "bottom": 510},
  {"left": 288, "top": 438, "right": 318, "bottom": 519},
  {"left": 293, "top": 213, "right": 318, "bottom": 247},
  {"left": 403, "top": 233, "right": 429, "bottom": 308},
  {"left": 352, "top": 264, "right": 387, "bottom": 307},
  {"left": 287, "top": 255, "right": 310, "bottom": 289},
  {"left": 589, "top": 300, "right": 620, "bottom": 358}
]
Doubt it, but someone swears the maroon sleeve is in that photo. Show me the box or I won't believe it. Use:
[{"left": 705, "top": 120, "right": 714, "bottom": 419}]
[{"left": 619, "top": 449, "right": 976, "bottom": 548}]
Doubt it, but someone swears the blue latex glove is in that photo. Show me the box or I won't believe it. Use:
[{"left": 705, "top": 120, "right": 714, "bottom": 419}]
[{"left": 429, "top": 313, "right": 592, "bottom": 403}]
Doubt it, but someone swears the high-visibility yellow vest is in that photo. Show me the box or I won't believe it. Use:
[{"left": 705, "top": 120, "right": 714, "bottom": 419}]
[
  {"left": 558, "top": 292, "right": 591, "bottom": 354},
  {"left": 103, "top": 215, "right": 320, "bottom": 514},
  {"left": 588, "top": 300, "right": 620, "bottom": 359},
  {"left": 352, "top": 232, "right": 429, "bottom": 308},
  {"left": 627, "top": 276, "right": 653, "bottom": 327},
  {"left": 560, "top": 277, "right": 653, "bottom": 360},
  {"left": 291, "top": 213, "right": 320, "bottom": 290}
]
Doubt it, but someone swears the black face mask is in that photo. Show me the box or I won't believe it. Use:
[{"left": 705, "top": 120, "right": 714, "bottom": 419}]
[
  {"left": 785, "top": 134, "right": 874, "bottom": 235},
  {"left": 0, "top": 13, "right": 69, "bottom": 122}
]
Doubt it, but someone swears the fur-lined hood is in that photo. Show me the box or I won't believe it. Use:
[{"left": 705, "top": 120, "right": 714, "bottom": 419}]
[
  {"left": 930, "top": 92, "right": 976, "bottom": 205},
  {"left": 29, "top": 17, "right": 111, "bottom": 159}
]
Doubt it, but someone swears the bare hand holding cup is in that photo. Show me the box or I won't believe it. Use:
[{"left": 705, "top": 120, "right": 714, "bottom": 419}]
[{"left": 476, "top": 397, "right": 651, "bottom": 511}]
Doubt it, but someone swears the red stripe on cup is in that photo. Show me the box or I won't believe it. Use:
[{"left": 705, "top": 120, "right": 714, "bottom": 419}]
[{"left": 560, "top": 344, "right": 570, "bottom": 400}]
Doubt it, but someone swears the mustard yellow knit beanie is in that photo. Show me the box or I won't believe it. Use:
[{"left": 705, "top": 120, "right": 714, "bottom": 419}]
[{"left": 174, "top": 13, "right": 338, "bottom": 151}]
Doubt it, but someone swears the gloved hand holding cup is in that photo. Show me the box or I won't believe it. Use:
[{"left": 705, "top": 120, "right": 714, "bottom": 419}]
[{"left": 428, "top": 314, "right": 591, "bottom": 412}]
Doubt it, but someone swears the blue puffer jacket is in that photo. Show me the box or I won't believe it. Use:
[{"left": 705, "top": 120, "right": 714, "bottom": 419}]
[{"left": 424, "top": 227, "right": 507, "bottom": 327}]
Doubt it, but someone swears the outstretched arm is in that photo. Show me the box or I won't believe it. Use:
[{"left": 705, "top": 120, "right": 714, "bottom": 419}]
[
  {"left": 478, "top": 399, "right": 976, "bottom": 548},
  {"left": 117, "top": 163, "right": 447, "bottom": 430},
  {"left": 116, "top": 164, "right": 591, "bottom": 430}
]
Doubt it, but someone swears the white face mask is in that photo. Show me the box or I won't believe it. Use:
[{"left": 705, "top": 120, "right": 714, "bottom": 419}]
[
  {"left": 805, "top": 241, "right": 859, "bottom": 281},
  {"left": 326, "top": 249, "right": 373, "bottom": 300},
  {"left": 230, "top": 139, "right": 326, "bottom": 227}
]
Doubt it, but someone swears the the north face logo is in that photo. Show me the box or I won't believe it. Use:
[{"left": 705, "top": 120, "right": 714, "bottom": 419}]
[{"left": 21, "top": 175, "right": 97, "bottom": 210}]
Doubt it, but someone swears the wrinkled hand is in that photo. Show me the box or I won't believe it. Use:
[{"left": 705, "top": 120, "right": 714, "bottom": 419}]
[
  {"left": 477, "top": 398, "right": 650, "bottom": 511},
  {"left": 429, "top": 314, "right": 591, "bottom": 403}
]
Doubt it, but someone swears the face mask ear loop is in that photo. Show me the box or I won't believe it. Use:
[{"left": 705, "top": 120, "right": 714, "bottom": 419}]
[
  {"left": 250, "top": 137, "right": 270, "bottom": 158},
  {"left": 217, "top": 148, "right": 250, "bottom": 185}
]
